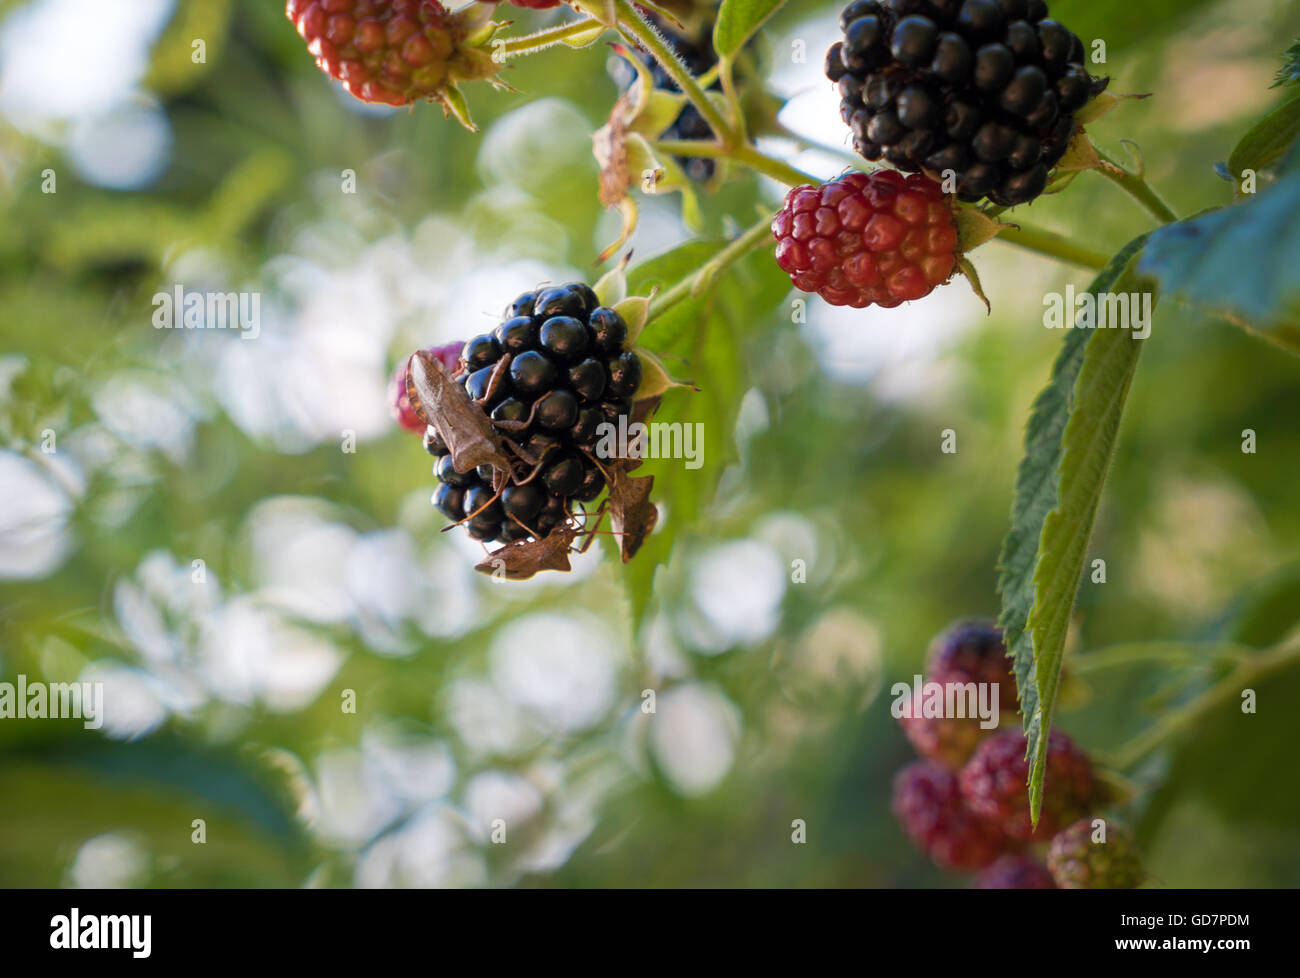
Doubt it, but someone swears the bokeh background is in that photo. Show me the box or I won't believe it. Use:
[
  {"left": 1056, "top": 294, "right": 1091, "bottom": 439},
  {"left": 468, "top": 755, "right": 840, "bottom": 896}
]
[{"left": 2, "top": 0, "right": 1299, "bottom": 888}]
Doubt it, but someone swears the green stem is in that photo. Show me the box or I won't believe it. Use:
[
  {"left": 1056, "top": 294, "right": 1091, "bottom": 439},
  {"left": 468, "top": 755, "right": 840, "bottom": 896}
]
[
  {"left": 614, "top": 0, "right": 733, "bottom": 144},
  {"left": 649, "top": 214, "right": 774, "bottom": 319},
  {"left": 993, "top": 224, "right": 1109, "bottom": 271},
  {"left": 1108, "top": 634, "right": 1300, "bottom": 771},
  {"left": 1069, "top": 642, "right": 1256, "bottom": 676},
  {"left": 719, "top": 56, "right": 747, "bottom": 144},
  {"left": 497, "top": 17, "right": 602, "bottom": 58},
  {"left": 1095, "top": 148, "right": 1178, "bottom": 225},
  {"left": 654, "top": 139, "right": 818, "bottom": 186}
]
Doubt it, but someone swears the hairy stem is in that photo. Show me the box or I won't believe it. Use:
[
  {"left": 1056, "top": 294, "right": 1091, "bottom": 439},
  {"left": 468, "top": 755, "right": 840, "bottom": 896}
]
[
  {"left": 650, "top": 214, "right": 774, "bottom": 319},
  {"left": 1095, "top": 148, "right": 1178, "bottom": 225},
  {"left": 1109, "top": 633, "right": 1300, "bottom": 771},
  {"left": 614, "top": 0, "right": 733, "bottom": 144},
  {"left": 497, "top": 17, "right": 602, "bottom": 58}
]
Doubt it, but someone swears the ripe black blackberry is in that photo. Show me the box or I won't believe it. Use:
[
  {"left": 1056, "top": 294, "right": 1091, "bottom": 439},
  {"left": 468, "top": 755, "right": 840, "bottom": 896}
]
[
  {"left": 826, "top": 0, "right": 1108, "bottom": 205},
  {"left": 426, "top": 282, "right": 639, "bottom": 545}
]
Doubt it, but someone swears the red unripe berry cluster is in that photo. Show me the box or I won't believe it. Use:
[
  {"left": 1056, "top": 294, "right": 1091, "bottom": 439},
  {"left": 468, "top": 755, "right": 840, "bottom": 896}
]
[{"left": 772, "top": 170, "right": 958, "bottom": 308}]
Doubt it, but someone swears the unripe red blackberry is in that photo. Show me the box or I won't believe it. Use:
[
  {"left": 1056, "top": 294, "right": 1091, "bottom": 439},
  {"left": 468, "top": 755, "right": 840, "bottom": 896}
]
[
  {"left": 959, "top": 729, "right": 1100, "bottom": 841},
  {"left": 288, "top": 0, "right": 456, "bottom": 106},
  {"left": 423, "top": 282, "right": 641, "bottom": 545},
  {"left": 975, "top": 853, "right": 1055, "bottom": 889},
  {"left": 892, "top": 761, "right": 1008, "bottom": 870},
  {"left": 1047, "top": 817, "right": 1145, "bottom": 889},
  {"left": 772, "top": 169, "right": 958, "bottom": 308},
  {"left": 827, "top": 0, "right": 1108, "bottom": 205},
  {"left": 898, "top": 692, "right": 986, "bottom": 770},
  {"left": 287, "top": 0, "right": 502, "bottom": 117}
]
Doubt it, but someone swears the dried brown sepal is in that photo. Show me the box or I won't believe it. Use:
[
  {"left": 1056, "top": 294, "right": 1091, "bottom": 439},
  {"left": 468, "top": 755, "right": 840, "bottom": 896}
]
[
  {"left": 406, "top": 349, "right": 513, "bottom": 482},
  {"left": 607, "top": 463, "right": 657, "bottom": 562},
  {"left": 475, "top": 522, "right": 582, "bottom": 581}
]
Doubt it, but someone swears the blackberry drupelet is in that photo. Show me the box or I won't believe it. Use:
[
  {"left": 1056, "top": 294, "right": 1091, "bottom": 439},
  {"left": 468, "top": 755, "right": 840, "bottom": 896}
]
[
  {"left": 826, "top": 0, "right": 1108, "bottom": 205},
  {"left": 425, "top": 282, "right": 639, "bottom": 546}
]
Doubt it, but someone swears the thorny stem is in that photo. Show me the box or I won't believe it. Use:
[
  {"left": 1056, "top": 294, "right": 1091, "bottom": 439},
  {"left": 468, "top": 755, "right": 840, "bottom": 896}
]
[
  {"left": 496, "top": 17, "right": 602, "bottom": 58},
  {"left": 649, "top": 214, "right": 775, "bottom": 319},
  {"left": 613, "top": 0, "right": 734, "bottom": 145},
  {"left": 1107, "top": 632, "right": 1300, "bottom": 771},
  {"left": 1095, "top": 147, "right": 1179, "bottom": 225}
]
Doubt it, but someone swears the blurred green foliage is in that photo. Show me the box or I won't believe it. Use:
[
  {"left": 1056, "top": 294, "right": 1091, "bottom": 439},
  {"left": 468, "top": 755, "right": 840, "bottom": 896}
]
[{"left": 1, "top": 0, "right": 1298, "bottom": 889}]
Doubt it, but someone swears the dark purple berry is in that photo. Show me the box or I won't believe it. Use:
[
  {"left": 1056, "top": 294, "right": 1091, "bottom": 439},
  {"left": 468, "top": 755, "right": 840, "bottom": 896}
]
[
  {"left": 606, "top": 352, "right": 642, "bottom": 400},
  {"left": 826, "top": 42, "right": 849, "bottom": 82},
  {"left": 945, "top": 99, "right": 982, "bottom": 140},
  {"left": 897, "top": 84, "right": 942, "bottom": 130},
  {"left": 1004, "top": 19, "right": 1039, "bottom": 61},
  {"left": 433, "top": 484, "right": 465, "bottom": 521},
  {"left": 570, "top": 406, "right": 603, "bottom": 444},
  {"left": 464, "top": 365, "right": 497, "bottom": 401},
  {"left": 539, "top": 315, "right": 590, "bottom": 363},
  {"left": 490, "top": 398, "right": 529, "bottom": 426},
  {"left": 569, "top": 358, "right": 607, "bottom": 403},
  {"left": 1007, "top": 132, "right": 1042, "bottom": 169},
  {"left": 1000, "top": 65, "right": 1048, "bottom": 116},
  {"left": 533, "top": 285, "right": 587, "bottom": 320},
  {"left": 972, "top": 121, "right": 1017, "bottom": 162},
  {"left": 958, "top": 0, "right": 1004, "bottom": 39},
  {"left": 496, "top": 315, "right": 538, "bottom": 353},
  {"left": 422, "top": 426, "right": 448, "bottom": 456},
  {"left": 509, "top": 351, "right": 558, "bottom": 397},
  {"left": 588, "top": 307, "right": 627, "bottom": 354},
  {"left": 463, "top": 334, "right": 500, "bottom": 371},
  {"left": 466, "top": 514, "right": 501, "bottom": 542},
  {"left": 1037, "top": 19, "right": 1072, "bottom": 69},
  {"left": 543, "top": 455, "right": 585, "bottom": 496},
  {"left": 572, "top": 464, "right": 607, "bottom": 503},
  {"left": 973, "top": 43, "right": 1014, "bottom": 91},
  {"left": 536, "top": 389, "right": 579, "bottom": 431},
  {"left": 436, "top": 454, "right": 475, "bottom": 489},
  {"left": 930, "top": 32, "right": 973, "bottom": 82},
  {"left": 501, "top": 483, "right": 543, "bottom": 522},
  {"left": 506, "top": 290, "right": 536, "bottom": 319},
  {"left": 890, "top": 16, "right": 938, "bottom": 67}
]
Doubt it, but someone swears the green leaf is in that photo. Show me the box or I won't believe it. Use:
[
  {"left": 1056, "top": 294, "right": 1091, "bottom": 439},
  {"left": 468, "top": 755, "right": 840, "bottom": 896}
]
[
  {"left": 1272, "top": 38, "right": 1300, "bottom": 88},
  {"left": 1138, "top": 171, "right": 1300, "bottom": 356},
  {"left": 713, "top": 0, "right": 785, "bottom": 60},
  {"left": 0, "top": 737, "right": 311, "bottom": 887},
  {"left": 1227, "top": 95, "right": 1300, "bottom": 179},
  {"left": 996, "top": 233, "right": 1152, "bottom": 824},
  {"left": 616, "top": 238, "right": 785, "bottom": 631}
]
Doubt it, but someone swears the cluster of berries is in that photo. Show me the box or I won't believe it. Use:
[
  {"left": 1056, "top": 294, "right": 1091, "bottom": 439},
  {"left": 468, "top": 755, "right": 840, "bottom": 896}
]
[
  {"left": 395, "top": 283, "right": 642, "bottom": 547},
  {"left": 891, "top": 620, "right": 1144, "bottom": 888},
  {"left": 772, "top": 169, "right": 959, "bottom": 308},
  {"left": 287, "top": 0, "right": 461, "bottom": 106},
  {"left": 827, "top": 0, "right": 1107, "bottom": 206}
]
